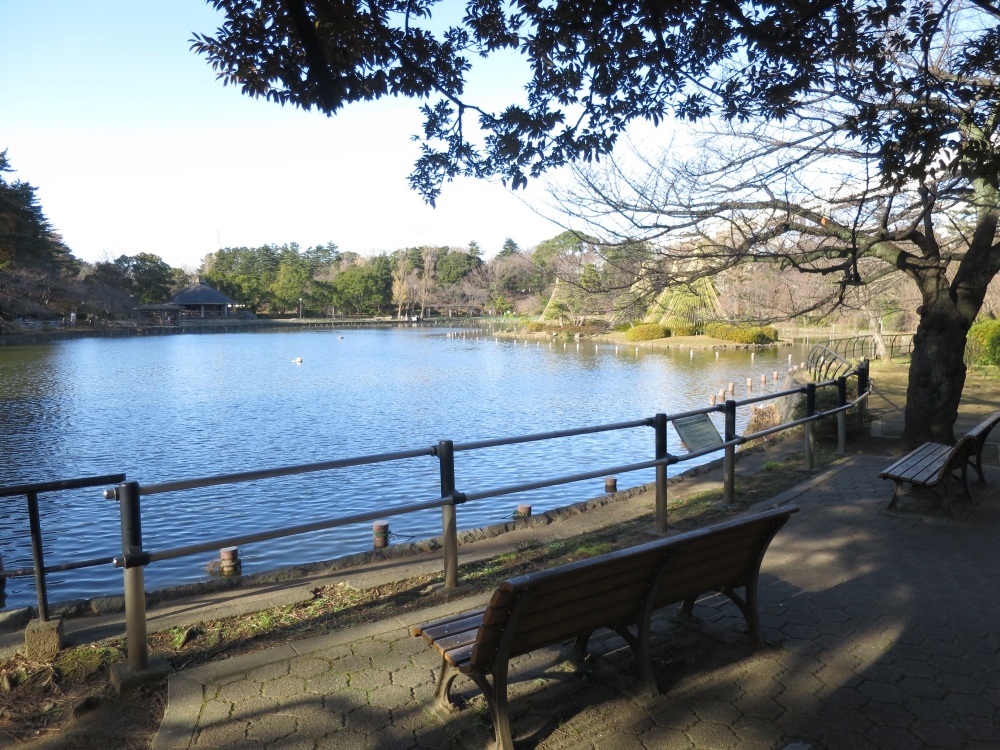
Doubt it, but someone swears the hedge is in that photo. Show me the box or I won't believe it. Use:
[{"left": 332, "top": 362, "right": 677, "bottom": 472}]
[
  {"left": 704, "top": 322, "right": 779, "bottom": 344},
  {"left": 625, "top": 323, "right": 669, "bottom": 341}
]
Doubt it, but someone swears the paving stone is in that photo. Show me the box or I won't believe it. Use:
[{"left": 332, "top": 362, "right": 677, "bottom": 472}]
[
  {"left": 289, "top": 657, "right": 332, "bottom": 679},
  {"left": 198, "top": 697, "right": 234, "bottom": 725},
  {"left": 218, "top": 678, "right": 264, "bottom": 703},
  {"left": 261, "top": 675, "right": 307, "bottom": 700},
  {"left": 264, "top": 736, "right": 315, "bottom": 750},
  {"left": 231, "top": 695, "right": 280, "bottom": 722},
  {"left": 636, "top": 725, "right": 694, "bottom": 749},
  {"left": 684, "top": 719, "right": 739, "bottom": 749},
  {"left": 247, "top": 713, "right": 297, "bottom": 744},
  {"left": 194, "top": 719, "right": 249, "bottom": 748},
  {"left": 316, "top": 728, "right": 371, "bottom": 749},
  {"left": 370, "top": 682, "right": 416, "bottom": 711},
  {"left": 937, "top": 672, "right": 986, "bottom": 695},
  {"left": 343, "top": 704, "right": 393, "bottom": 734},
  {"left": 345, "top": 668, "right": 393, "bottom": 691},
  {"left": 330, "top": 653, "right": 374, "bottom": 673},
  {"left": 390, "top": 664, "right": 435, "bottom": 689},
  {"left": 247, "top": 662, "right": 291, "bottom": 681}
]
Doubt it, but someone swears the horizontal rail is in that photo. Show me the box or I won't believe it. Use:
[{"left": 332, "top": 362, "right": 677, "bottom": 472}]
[
  {"left": 0, "top": 473, "right": 126, "bottom": 499},
  {"left": 462, "top": 456, "right": 671, "bottom": 503},
  {"left": 455, "top": 417, "right": 653, "bottom": 451},
  {"left": 665, "top": 404, "right": 725, "bottom": 421},
  {"left": 118, "top": 495, "right": 455, "bottom": 568},
  {"left": 134, "top": 447, "right": 436, "bottom": 496},
  {"left": 0, "top": 555, "right": 116, "bottom": 579}
]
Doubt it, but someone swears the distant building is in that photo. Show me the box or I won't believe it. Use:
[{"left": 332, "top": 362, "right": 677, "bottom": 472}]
[
  {"left": 168, "top": 278, "right": 236, "bottom": 319},
  {"left": 137, "top": 278, "right": 236, "bottom": 324}
]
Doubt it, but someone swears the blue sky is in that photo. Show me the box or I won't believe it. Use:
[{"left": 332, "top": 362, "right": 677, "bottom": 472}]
[{"left": 1, "top": 1, "right": 567, "bottom": 269}]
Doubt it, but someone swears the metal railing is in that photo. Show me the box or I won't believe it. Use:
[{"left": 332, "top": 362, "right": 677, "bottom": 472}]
[
  {"left": 1, "top": 361, "right": 870, "bottom": 679},
  {"left": 815, "top": 333, "right": 915, "bottom": 363},
  {"left": 0, "top": 474, "right": 126, "bottom": 620}
]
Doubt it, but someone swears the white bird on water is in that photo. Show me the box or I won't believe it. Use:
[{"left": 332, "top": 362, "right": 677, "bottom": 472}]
[{"left": 292, "top": 357, "right": 303, "bottom": 363}]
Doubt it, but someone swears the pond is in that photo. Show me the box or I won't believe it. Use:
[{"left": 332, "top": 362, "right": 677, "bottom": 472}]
[{"left": 0, "top": 326, "right": 808, "bottom": 609}]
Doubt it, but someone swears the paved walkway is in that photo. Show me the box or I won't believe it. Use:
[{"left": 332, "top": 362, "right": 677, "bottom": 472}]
[{"left": 150, "top": 455, "right": 1000, "bottom": 750}]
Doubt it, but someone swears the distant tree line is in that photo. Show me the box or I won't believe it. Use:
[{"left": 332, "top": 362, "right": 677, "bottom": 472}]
[{"left": 198, "top": 239, "right": 553, "bottom": 318}]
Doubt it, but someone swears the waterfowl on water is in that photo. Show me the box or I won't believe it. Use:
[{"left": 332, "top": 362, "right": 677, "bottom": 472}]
[{"left": 292, "top": 357, "right": 303, "bottom": 363}]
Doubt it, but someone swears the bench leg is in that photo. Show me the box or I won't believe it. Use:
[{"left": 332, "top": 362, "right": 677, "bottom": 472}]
[
  {"left": 432, "top": 657, "right": 462, "bottom": 712},
  {"left": 722, "top": 585, "right": 764, "bottom": 648},
  {"left": 970, "top": 451, "right": 986, "bottom": 484},
  {"left": 887, "top": 481, "right": 905, "bottom": 510},
  {"left": 680, "top": 597, "right": 696, "bottom": 619},
  {"left": 609, "top": 623, "right": 659, "bottom": 697},
  {"left": 468, "top": 667, "right": 514, "bottom": 750}
]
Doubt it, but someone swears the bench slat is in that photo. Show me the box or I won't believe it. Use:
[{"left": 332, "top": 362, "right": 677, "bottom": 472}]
[
  {"left": 879, "top": 442, "right": 952, "bottom": 481},
  {"left": 413, "top": 611, "right": 486, "bottom": 642}
]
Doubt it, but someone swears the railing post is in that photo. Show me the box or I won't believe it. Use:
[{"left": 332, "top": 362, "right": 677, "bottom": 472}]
[
  {"left": 837, "top": 376, "right": 848, "bottom": 454},
  {"left": 25, "top": 492, "right": 49, "bottom": 622},
  {"left": 118, "top": 481, "right": 149, "bottom": 672},
  {"left": 654, "top": 413, "right": 668, "bottom": 532},
  {"left": 857, "top": 358, "right": 870, "bottom": 423},
  {"left": 437, "top": 440, "right": 459, "bottom": 589},
  {"left": 109, "top": 481, "right": 168, "bottom": 692},
  {"left": 805, "top": 383, "right": 816, "bottom": 469},
  {"left": 22, "top": 490, "right": 64, "bottom": 661},
  {"left": 724, "top": 400, "right": 737, "bottom": 503}
]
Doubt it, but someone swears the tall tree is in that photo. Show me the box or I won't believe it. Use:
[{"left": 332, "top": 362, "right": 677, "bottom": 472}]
[
  {"left": 114, "top": 253, "right": 175, "bottom": 304},
  {"left": 437, "top": 247, "right": 482, "bottom": 285},
  {"left": 498, "top": 238, "right": 520, "bottom": 259},
  {"left": 272, "top": 249, "right": 311, "bottom": 312},
  {"left": 0, "top": 151, "right": 74, "bottom": 272}
]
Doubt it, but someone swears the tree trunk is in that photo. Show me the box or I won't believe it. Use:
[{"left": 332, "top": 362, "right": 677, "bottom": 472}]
[{"left": 901, "top": 297, "right": 969, "bottom": 448}]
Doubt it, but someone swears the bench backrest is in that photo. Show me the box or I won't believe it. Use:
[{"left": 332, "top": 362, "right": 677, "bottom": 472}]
[
  {"left": 468, "top": 504, "right": 799, "bottom": 671},
  {"left": 966, "top": 410, "right": 1000, "bottom": 442},
  {"left": 940, "top": 435, "right": 978, "bottom": 476},
  {"left": 651, "top": 506, "right": 797, "bottom": 609}
]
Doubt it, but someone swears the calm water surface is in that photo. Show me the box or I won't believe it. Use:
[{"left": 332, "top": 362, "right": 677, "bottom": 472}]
[{"left": 0, "top": 327, "right": 807, "bottom": 609}]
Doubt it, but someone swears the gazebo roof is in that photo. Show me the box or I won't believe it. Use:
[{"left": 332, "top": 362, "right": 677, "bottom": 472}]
[{"left": 168, "top": 280, "right": 235, "bottom": 306}]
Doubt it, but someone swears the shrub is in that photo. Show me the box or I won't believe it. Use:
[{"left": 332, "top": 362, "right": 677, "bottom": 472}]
[
  {"left": 625, "top": 323, "right": 669, "bottom": 341},
  {"left": 665, "top": 319, "right": 698, "bottom": 336},
  {"left": 704, "top": 322, "right": 779, "bottom": 344},
  {"left": 966, "top": 319, "right": 1000, "bottom": 366},
  {"left": 525, "top": 321, "right": 546, "bottom": 333}
]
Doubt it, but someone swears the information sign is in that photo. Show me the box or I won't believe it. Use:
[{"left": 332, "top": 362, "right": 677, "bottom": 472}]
[{"left": 674, "top": 414, "right": 724, "bottom": 453}]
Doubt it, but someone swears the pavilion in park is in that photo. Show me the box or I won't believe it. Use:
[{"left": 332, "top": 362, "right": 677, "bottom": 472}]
[
  {"left": 138, "top": 278, "right": 237, "bottom": 324},
  {"left": 170, "top": 278, "right": 236, "bottom": 318}
]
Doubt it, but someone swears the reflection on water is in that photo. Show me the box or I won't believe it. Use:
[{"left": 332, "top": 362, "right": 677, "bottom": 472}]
[{"left": 0, "top": 328, "right": 807, "bottom": 609}]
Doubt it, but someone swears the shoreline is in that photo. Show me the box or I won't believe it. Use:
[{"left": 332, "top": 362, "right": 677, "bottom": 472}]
[{"left": 0, "top": 316, "right": 497, "bottom": 346}]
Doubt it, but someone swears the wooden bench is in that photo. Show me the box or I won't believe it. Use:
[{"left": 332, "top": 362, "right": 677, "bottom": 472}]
[
  {"left": 878, "top": 437, "right": 976, "bottom": 515},
  {"left": 879, "top": 410, "right": 1000, "bottom": 515},
  {"left": 409, "top": 505, "right": 798, "bottom": 750}
]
